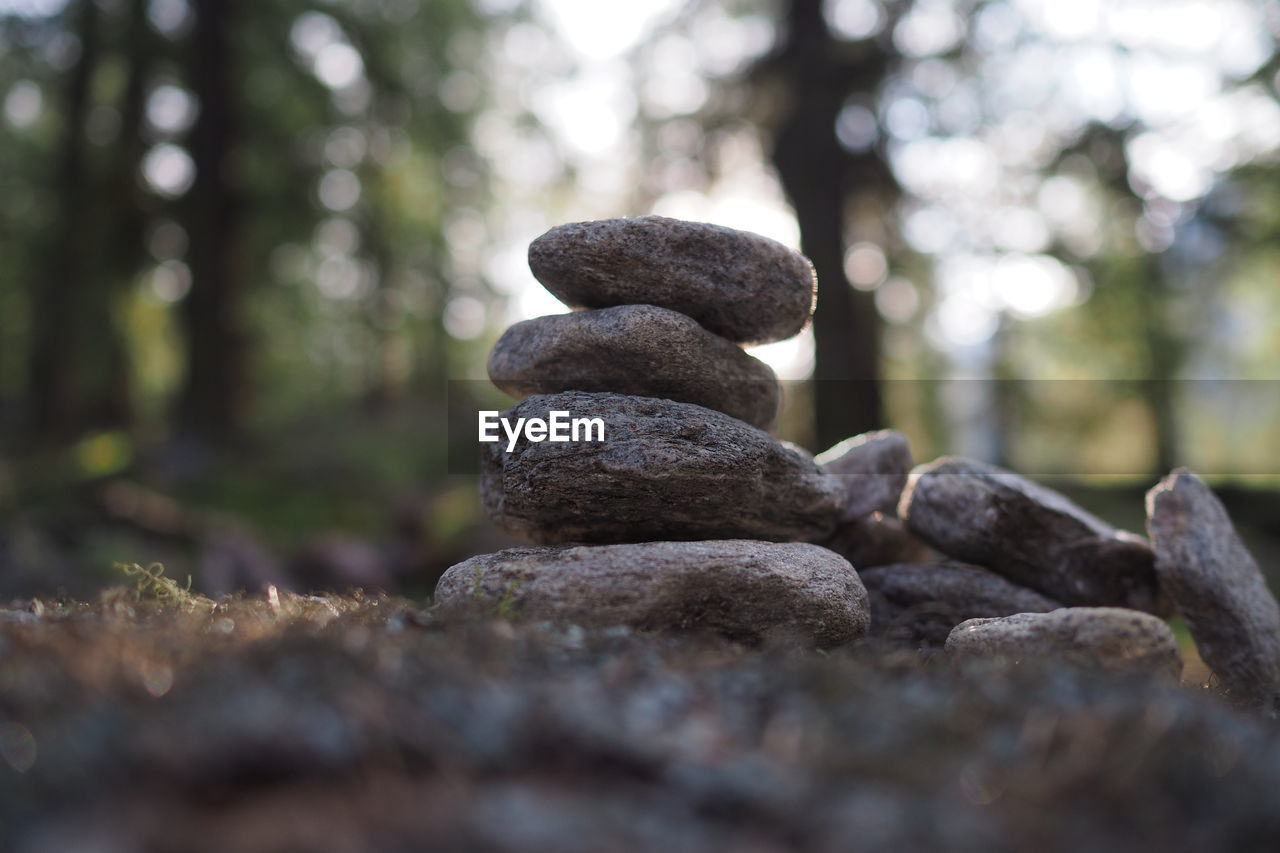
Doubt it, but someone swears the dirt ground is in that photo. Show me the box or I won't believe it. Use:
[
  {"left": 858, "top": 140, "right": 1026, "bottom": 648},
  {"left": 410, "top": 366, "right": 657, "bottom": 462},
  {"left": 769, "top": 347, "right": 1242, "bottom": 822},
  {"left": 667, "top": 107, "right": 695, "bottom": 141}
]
[{"left": 2, "top": 590, "right": 1279, "bottom": 852}]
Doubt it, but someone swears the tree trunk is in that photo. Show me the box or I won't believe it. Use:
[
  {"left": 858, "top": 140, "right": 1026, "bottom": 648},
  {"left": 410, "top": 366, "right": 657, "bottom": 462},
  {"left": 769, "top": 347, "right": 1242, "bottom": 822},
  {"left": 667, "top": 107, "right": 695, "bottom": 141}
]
[
  {"left": 178, "top": 0, "right": 246, "bottom": 441},
  {"left": 763, "top": 0, "right": 894, "bottom": 450},
  {"left": 25, "top": 0, "right": 100, "bottom": 444},
  {"left": 91, "top": 0, "right": 154, "bottom": 431}
]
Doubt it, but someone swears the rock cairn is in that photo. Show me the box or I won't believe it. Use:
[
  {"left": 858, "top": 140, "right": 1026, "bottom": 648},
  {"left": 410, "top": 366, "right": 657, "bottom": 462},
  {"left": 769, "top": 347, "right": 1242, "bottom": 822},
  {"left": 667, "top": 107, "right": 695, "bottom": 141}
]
[
  {"left": 434, "top": 216, "right": 1280, "bottom": 708},
  {"left": 435, "top": 216, "right": 869, "bottom": 646}
]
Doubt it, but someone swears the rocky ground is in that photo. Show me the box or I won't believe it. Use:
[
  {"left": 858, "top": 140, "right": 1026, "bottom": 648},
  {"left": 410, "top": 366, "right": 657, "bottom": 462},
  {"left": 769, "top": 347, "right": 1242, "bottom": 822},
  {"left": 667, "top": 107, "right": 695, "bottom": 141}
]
[{"left": 3, "top": 590, "right": 1280, "bottom": 853}]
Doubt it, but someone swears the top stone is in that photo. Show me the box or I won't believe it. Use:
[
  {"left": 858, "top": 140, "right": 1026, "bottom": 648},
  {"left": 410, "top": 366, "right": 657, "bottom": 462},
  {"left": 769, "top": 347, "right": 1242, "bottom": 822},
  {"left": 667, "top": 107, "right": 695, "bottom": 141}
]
[{"left": 527, "top": 216, "right": 817, "bottom": 345}]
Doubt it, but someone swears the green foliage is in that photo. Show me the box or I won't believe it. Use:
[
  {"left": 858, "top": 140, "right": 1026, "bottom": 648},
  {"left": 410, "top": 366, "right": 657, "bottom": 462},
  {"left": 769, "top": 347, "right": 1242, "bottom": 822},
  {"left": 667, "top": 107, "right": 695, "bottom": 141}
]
[{"left": 114, "top": 561, "right": 211, "bottom": 611}]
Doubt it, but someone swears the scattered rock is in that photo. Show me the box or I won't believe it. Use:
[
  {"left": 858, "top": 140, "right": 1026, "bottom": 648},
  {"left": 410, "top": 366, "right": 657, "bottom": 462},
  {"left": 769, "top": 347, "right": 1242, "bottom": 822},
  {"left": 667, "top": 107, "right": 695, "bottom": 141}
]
[
  {"left": 482, "top": 392, "right": 844, "bottom": 545},
  {"left": 898, "top": 457, "right": 1163, "bottom": 613},
  {"left": 487, "top": 305, "right": 780, "bottom": 429},
  {"left": 433, "top": 540, "right": 868, "bottom": 646},
  {"left": 1146, "top": 468, "right": 1280, "bottom": 709},
  {"left": 818, "top": 512, "right": 936, "bottom": 569},
  {"left": 946, "top": 608, "right": 1182, "bottom": 678},
  {"left": 861, "top": 562, "right": 1060, "bottom": 648},
  {"left": 527, "top": 216, "right": 816, "bottom": 344},
  {"left": 816, "top": 430, "right": 914, "bottom": 520}
]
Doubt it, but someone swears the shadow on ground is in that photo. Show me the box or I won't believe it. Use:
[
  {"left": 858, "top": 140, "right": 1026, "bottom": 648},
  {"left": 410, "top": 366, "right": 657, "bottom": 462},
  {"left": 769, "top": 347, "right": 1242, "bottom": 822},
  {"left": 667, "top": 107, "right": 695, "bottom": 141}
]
[{"left": 2, "top": 592, "right": 1279, "bottom": 852}]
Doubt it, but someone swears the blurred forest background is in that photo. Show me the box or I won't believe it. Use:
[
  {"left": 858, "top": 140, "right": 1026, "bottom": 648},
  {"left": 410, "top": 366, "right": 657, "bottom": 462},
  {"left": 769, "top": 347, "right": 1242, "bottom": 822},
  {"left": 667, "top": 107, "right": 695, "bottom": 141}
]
[{"left": 2, "top": 0, "right": 1279, "bottom": 598}]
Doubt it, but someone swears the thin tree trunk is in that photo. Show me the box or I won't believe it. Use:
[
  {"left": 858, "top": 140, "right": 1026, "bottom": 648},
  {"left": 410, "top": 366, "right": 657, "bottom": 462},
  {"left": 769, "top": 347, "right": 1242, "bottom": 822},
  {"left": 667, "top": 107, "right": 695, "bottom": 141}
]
[
  {"left": 763, "top": 0, "right": 893, "bottom": 450},
  {"left": 92, "top": 0, "right": 154, "bottom": 430},
  {"left": 26, "top": 0, "right": 100, "bottom": 443},
  {"left": 178, "top": 0, "right": 246, "bottom": 441}
]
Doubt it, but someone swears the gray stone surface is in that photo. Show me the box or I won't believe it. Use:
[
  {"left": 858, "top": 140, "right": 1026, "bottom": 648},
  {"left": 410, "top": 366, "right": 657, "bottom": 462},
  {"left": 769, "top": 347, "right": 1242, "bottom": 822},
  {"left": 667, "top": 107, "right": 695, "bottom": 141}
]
[
  {"left": 487, "top": 305, "right": 780, "bottom": 429},
  {"left": 527, "top": 216, "right": 816, "bottom": 344},
  {"left": 818, "top": 512, "right": 936, "bottom": 570},
  {"left": 898, "top": 457, "right": 1164, "bottom": 613},
  {"left": 433, "top": 540, "right": 868, "bottom": 646},
  {"left": 862, "top": 562, "right": 1060, "bottom": 648},
  {"left": 816, "top": 430, "right": 914, "bottom": 520},
  {"left": 1146, "top": 468, "right": 1280, "bottom": 709},
  {"left": 946, "top": 608, "right": 1182, "bottom": 678},
  {"left": 482, "top": 391, "right": 844, "bottom": 545}
]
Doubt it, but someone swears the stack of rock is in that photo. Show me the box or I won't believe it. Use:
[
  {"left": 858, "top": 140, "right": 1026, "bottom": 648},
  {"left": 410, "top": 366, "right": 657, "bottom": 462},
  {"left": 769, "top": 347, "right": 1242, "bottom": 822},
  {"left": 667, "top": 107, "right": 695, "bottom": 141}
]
[
  {"left": 434, "top": 216, "right": 870, "bottom": 646},
  {"left": 434, "top": 216, "right": 1280, "bottom": 710}
]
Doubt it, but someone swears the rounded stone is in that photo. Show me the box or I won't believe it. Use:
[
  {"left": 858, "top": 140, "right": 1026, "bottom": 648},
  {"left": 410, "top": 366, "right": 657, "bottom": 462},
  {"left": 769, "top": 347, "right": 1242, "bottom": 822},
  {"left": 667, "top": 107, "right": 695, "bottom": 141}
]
[
  {"left": 861, "top": 562, "right": 1060, "bottom": 648},
  {"left": 487, "top": 305, "right": 780, "bottom": 429},
  {"left": 527, "top": 216, "right": 817, "bottom": 345},
  {"left": 433, "top": 540, "right": 869, "bottom": 646},
  {"left": 481, "top": 391, "right": 844, "bottom": 545},
  {"left": 945, "top": 608, "right": 1182, "bottom": 678}
]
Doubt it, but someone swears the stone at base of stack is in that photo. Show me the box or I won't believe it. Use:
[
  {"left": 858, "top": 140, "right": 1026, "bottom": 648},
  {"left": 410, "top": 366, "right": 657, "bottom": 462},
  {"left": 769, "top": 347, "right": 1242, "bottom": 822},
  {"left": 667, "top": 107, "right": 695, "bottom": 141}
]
[{"left": 435, "top": 540, "right": 868, "bottom": 647}]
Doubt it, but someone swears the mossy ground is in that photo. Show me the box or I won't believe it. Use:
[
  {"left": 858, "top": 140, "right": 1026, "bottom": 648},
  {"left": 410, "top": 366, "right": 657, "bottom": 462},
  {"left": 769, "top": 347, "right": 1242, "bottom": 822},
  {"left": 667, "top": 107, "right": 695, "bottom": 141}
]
[{"left": 2, "top": 591, "right": 1279, "bottom": 852}]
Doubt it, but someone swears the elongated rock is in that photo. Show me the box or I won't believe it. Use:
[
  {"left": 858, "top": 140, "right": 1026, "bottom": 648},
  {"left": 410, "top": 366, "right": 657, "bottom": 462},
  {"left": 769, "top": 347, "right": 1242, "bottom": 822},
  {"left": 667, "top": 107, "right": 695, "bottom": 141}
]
[
  {"left": 861, "top": 562, "right": 1060, "bottom": 648},
  {"left": 528, "top": 216, "right": 816, "bottom": 344},
  {"left": 816, "top": 430, "right": 914, "bottom": 520},
  {"left": 946, "top": 608, "right": 1182, "bottom": 678},
  {"left": 1146, "top": 468, "right": 1280, "bottom": 709},
  {"left": 898, "top": 457, "right": 1163, "bottom": 613},
  {"left": 488, "top": 305, "right": 780, "bottom": 429},
  {"left": 434, "top": 540, "right": 868, "bottom": 646},
  {"left": 482, "top": 391, "right": 844, "bottom": 545}
]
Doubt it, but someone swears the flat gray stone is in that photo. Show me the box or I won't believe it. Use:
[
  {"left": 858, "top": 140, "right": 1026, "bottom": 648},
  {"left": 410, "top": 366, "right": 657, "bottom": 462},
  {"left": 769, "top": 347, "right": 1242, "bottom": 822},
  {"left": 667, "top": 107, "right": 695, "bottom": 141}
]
[
  {"left": 816, "top": 430, "right": 914, "bottom": 520},
  {"left": 433, "top": 540, "right": 868, "bottom": 646},
  {"left": 488, "top": 305, "right": 780, "bottom": 429},
  {"left": 946, "top": 608, "right": 1182, "bottom": 678},
  {"left": 818, "top": 512, "right": 936, "bottom": 569},
  {"left": 898, "top": 457, "right": 1163, "bottom": 613},
  {"left": 528, "top": 216, "right": 816, "bottom": 345},
  {"left": 861, "top": 562, "right": 1060, "bottom": 648},
  {"left": 482, "top": 391, "right": 844, "bottom": 545},
  {"left": 1146, "top": 468, "right": 1280, "bottom": 709}
]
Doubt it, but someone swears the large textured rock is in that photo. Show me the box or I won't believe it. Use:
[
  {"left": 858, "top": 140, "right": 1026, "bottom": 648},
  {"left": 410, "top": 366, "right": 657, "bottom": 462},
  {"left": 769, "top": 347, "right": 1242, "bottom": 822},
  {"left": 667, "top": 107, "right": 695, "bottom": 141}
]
[
  {"left": 483, "top": 392, "right": 844, "bottom": 545},
  {"left": 899, "top": 457, "right": 1163, "bottom": 613},
  {"left": 818, "top": 512, "right": 936, "bottom": 570},
  {"left": 527, "top": 216, "right": 816, "bottom": 344},
  {"left": 433, "top": 540, "right": 868, "bottom": 646},
  {"left": 1146, "top": 468, "right": 1280, "bottom": 709},
  {"left": 946, "top": 608, "right": 1182, "bottom": 678},
  {"left": 863, "top": 562, "right": 1060, "bottom": 648},
  {"left": 816, "top": 430, "right": 914, "bottom": 520},
  {"left": 487, "top": 305, "right": 779, "bottom": 429}
]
